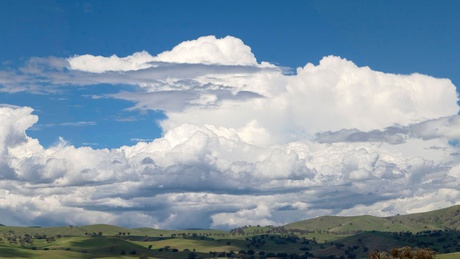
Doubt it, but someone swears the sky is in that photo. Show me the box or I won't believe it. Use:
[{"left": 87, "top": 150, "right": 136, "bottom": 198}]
[{"left": 0, "top": 0, "right": 459, "bottom": 229}]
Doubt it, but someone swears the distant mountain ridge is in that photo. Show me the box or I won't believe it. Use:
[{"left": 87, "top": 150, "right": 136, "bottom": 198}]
[{"left": 284, "top": 205, "right": 460, "bottom": 233}]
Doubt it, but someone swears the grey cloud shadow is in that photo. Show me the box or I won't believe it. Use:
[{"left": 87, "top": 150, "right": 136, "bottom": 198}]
[
  {"left": 305, "top": 186, "right": 397, "bottom": 214},
  {"left": 316, "top": 127, "right": 408, "bottom": 144},
  {"left": 109, "top": 89, "right": 264, "bottom": 112},
  {"left": 315, "top": 115, "right": 460, "bottom": 144},
  {"left": 4, "top": 57, "right": 278, "bottom": 93}
]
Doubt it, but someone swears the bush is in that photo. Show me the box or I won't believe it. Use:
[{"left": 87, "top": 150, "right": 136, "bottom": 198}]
[
  {"left": 369, "top": 246, "right": 436, "bottom": 259},
  {"left": 276, "top": 252, "right": 288, "bottom": 258}
]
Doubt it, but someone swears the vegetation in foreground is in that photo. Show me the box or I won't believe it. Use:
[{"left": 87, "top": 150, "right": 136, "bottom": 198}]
[{"left": 1, "top": 205, "right": 460, "bottom": 258}]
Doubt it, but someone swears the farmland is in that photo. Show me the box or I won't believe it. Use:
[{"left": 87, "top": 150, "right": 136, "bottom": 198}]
[{"left": 2, "top": 205, "right": 460, "bottom": 258}]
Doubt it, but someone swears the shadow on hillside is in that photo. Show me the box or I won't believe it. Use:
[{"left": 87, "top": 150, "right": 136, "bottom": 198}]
[
  {"left": 68, "top": 236, "right": 149, "bottom": 256},
  {"left": 0, "top": 247, "right": 34, "bottom": 258}
]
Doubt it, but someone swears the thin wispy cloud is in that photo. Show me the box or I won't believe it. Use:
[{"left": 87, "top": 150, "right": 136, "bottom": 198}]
[{"left": 30, "top": 121, "right": 97, "bottom": 130}]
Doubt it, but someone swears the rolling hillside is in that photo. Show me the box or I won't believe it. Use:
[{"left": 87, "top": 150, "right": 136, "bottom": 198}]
[
  {"left": 1, "top": 205, "right": 460, "bottom": 258},
  {"left": 284, "top": 205, "right": 460, "bottom": 233}
]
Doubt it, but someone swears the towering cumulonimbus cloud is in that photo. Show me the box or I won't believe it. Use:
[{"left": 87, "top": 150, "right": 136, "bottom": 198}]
[{"left": 0, "top": 35, "right": 459, "bottom": 229}]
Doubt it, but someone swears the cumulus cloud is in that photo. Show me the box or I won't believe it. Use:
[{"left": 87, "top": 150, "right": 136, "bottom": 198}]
[
  {"left": 0, "top": 106, "right": 39, "bottom": 180},
  {"left": 211, "top": 205, "right": 276, "bottom": 229},
  {"left": 67, "top": 36, "right": 267, "bottom": 73},
  {"left": 1, "top": 105, "right": 459, "bottom": 228},
  {"left": 287, "top": 58, "right": 458, "bottom": 131},
  {"left": 157, "top": 54, "right": 458, "bottom": 144},
  {"left": 0, "top": 35, "right": 459, "bottom": 229},
  {"left": 68, "top": 51, "right": 157, "bottom": 73}
]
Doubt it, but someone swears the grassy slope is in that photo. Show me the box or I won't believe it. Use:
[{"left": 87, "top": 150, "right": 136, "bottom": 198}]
[
  {"left": 0, "top": 225, "right": 85, "bottom": 237},
  {"left": 284, "top": 205, "right": 460, "bottom": 233},
  {"left": 438, "top": 252, "right": 460, "bottom": 259}
]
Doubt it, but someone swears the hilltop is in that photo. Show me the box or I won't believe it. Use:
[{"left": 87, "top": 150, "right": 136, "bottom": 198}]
[{"left": 284, "top": 205, "right": 460, "bottom": 234}]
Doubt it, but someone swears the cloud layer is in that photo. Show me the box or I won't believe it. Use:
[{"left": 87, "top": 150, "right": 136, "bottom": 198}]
[{"left": 0, "top": 36, "right": 459, "bottom": 229}]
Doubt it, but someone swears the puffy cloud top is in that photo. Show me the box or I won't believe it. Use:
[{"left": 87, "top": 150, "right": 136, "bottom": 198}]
[
  {"left": 67, "top": 51, "right": 156, "bottom": 73},
  {"left": 67, "top": 36, "right": 265, "bottom": 73},
  {"left": 0, "top": 106, "right": 38, "bottom": 147},
  {"left": 285, "top": 56, "right": 459, "bottom": 132},
  {"left": 154, "top": 35, "right": 260, "bottom": 66}
]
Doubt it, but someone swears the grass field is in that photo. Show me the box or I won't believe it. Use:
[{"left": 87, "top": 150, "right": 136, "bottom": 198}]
[
  {"left": 2, "top": 230, "right": 458, "bottom": 258},
  {"left": 437, "top": 252, "right": 460, "bottom": 259}
]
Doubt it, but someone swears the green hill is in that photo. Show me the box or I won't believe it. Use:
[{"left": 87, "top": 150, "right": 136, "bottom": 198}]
[{"left": 284, "top": 205, "right": 460, "bottom": 234}]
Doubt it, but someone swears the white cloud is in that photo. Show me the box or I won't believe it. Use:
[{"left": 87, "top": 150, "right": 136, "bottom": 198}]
[
  {"left": 285, "top": 57, "right": 458, "bottom": 132},
  {"left": 211, "top": 205, "right": 276, "bottom": 229},
  {"left": 67, "top": 36, "right": 266, "bottom": 74},
  {"left": 68, "top": 51, "right": 156, "bottom": 73},
  {"left": 0, "top": 35, "right": 460, "bottom": 229},
  {"left": 2, "top": 106, "right": 459, "bottom": 228},
  {"left": 154, "top": 35, "right": 263, "bottom": 66},
  {"left": 0, "top": 106, "right": 39, "bottom": 180}
]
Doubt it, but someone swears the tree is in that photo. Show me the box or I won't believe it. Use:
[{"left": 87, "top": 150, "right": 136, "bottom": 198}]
[{"left": 369, "top": 246, "right": 436, "bottom": 259}]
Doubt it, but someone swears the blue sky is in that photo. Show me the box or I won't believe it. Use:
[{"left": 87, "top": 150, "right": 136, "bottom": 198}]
[{"left": 0, "top": 1, "right": 460, "bottom": 229}]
